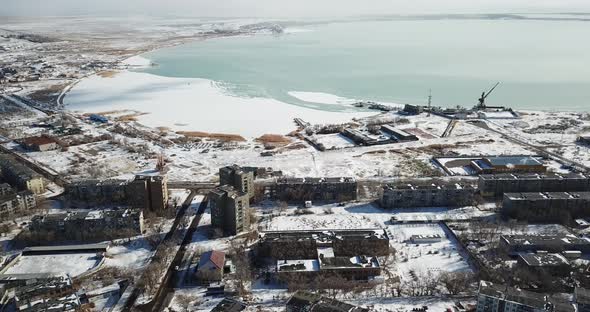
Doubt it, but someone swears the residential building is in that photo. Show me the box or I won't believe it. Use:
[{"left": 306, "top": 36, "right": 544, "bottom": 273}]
[
  {"left": 30, "top": 209, "right": 143, "bottom": 241},
  {"left": 500, "top": 235, "right": 590, "bottom": 254},
  {"left": 195, "top": 250, "right": 226, "bottom": 283},
  {"left": 286, "top": 291, "right": 368, "bottom": 312},
  {"left": 0, "top": 183, "right": 13, "bottom": 196},
  {"left": 0, "top": 273, "right": 79, "bottom": 312},
  {"left": 479, "top": 173, "right": 590, "bottom": 198},
  {"left": 0, "top": 154, "right": 45, "bottom": 194},
  {"left": 18, "top": 135, "right": 59, "bottom": 152},
  {"left": 219, "top": 165, "right": 254, "bottom": 200},
  {"left": 380, "top": 181, "right": 475, "bottom": 209},
  {"left": 502, "top": 192, "right": 590, "bottom": 222},
  {"left": 476, "top": 281, "right": 573, "bottom": 312},
  {"left": 0, "top": 190, "right": 36, "bottom": 217},
  {"left": 129, "top": 174, "right": 169, "bottom": 211},
  {"left": 64, "top": 174, "right": 169, "bottom": 211},
  {"left": 259, "top": 229, "right": 390, "bottom": 259},
  {"left": 271, "top": 177, "right": 357, "bottom": 203},
  {"left": 209, "top": 185, "right": 250, "bottom": 236},
  {"left": 260, "top": 229, "right": 388, "bottom": 282}
]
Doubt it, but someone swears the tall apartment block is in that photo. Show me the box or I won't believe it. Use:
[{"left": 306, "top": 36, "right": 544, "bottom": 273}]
[
  {"left": 209, "top": 185, "right": 250, "bottom": 236},
  {"left": 219, "top": 165, "right": 254, "bottom": 200}
]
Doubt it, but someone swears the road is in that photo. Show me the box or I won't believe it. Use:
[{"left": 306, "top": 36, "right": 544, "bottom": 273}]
[
  {"left": 149, "top": 196, "right": 209, "bottom": 312},
  {"left": 122, "top": 192, "right": 209, "bottom": 312}
]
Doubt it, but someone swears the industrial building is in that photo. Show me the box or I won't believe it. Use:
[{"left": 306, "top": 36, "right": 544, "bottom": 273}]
[
  {"left": 0, "top": 153, "right": 45, "bottom": 194},
  {"left": 270, "top": 177, "right": 357, "bottom": 203},
  {"left": 341, "top": 128, "right": 392, "bottom": 146},
  {"left": 18, "top": 135, "right": 60, "bottom": 152},
  {"left": 502, "top": 192, "right": 590, "bottom": 222},
  {"left": 471, "top": 156, "right": 547, "bottom": 174},
  {"left": 479, "top": 173, "right": 590, "bottom": 197},
  {"left": 380, "top": 125, "right": 419, "bottom": 141},
  {"left": 517, "top": 253, "right": 570, "bottom": 276},
  {"left": 500, "top": 234, "right": 590, "bottom": 254},
  {"left": 30, "top": 209, "right": 143, "bottom": 240},
  {"left": 380, "top": 181, "right": 475, "bottom": 209},
  {"left": 476, "top": 281, "right": 575, "bottom": 312},
  {"left": 209, "top": 185, "right": 250, "bottom": 236}
]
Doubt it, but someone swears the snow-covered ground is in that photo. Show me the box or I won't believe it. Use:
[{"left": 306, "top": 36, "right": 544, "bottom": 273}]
[
  {"left": 64, "top": 71, "right": 375, "bottom": 138},
  {"left": 390, "top": 223, "right": 472, "bottom": 282},
  {"left": 104, "top": 239, "right": 154, "bottom": 270},
  {"left": 4, "top": 253, "right": 102, "bottom": 277},
  {"left": 262, "top": 213, "right": 381, "bottom": 231}
]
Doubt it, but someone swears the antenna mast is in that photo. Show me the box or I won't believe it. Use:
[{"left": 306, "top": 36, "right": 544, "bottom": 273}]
[{"left": 427, "top": 89, "right": 432, "bottom": 117}]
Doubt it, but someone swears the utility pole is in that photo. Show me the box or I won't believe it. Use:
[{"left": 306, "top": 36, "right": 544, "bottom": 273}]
[{"left": 427, "top": 89, "right": 432, "bottom": 117}]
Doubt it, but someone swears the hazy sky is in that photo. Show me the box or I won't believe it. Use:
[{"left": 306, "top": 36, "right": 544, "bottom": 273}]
[{"left": 1, "top": 0, "right": 590, "bottom": 17}]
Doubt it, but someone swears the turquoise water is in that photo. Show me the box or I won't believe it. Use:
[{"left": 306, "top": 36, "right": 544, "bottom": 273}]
[{"left": 139, "top": 18, "right": 590, "bottom": 112}]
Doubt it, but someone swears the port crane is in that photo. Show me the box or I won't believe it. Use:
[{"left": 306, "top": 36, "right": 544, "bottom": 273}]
[{"left": 476, "top": 82, "right": 500, "bottom": 110}]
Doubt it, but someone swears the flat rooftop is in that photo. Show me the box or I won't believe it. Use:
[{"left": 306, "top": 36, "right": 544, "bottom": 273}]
[
  {"left": 484, "top": 156, "right": 544, "bottom": 167},
  {"left": 260, "top": 229, "right": 388, "bottom": 242},
  {"left": 501, "top": 234, "right": 590, "bottom": 247},
  {"left": 505, "top": 192, "right": 590, "bottom": 200},
  {"left": 276, "top": 177, "right": 356, "bottom": 184},
  {"left": 480, "top": 172, "right": 589, "bottom": 181},
  {"left": 519, "top": 253, "right": 569, "bottom": 267},
  {"left": 384, "top": 182, "right": 473, "bottom": 191}
]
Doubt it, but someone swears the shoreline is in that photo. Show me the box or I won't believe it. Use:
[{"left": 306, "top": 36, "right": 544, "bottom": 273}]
[
  {"left": 61, "top": 27, "right": 589, "bottom": 140},
  {"left": 62, "top": 30, "right": 382, "bottom": 139}
]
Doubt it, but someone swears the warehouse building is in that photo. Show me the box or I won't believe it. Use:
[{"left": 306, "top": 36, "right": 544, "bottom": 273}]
[
  {"left": 471, "top": 156, "right": 547, "bottom": 174},
  {"left": 18, "top": 135, "right": 60, "bottom": 152}
]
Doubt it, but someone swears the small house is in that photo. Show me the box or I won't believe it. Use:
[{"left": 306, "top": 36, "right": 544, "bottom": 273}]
[{"left": 196, "top": 250, "right": 226, "bottom": 283}]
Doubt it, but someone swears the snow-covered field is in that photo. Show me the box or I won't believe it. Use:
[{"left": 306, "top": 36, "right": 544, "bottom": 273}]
[
  {"left": 389, "top": 223, "right": 472, "bottom": 282},
  {"left": 4, "top": 253, "right": 102, "bottom": 277},
  {"left": 64, "top": 71, "right": 375, "bottom": 138},
  {"left": 262, "top": 213, "right": 381, "bottom": 231}
]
